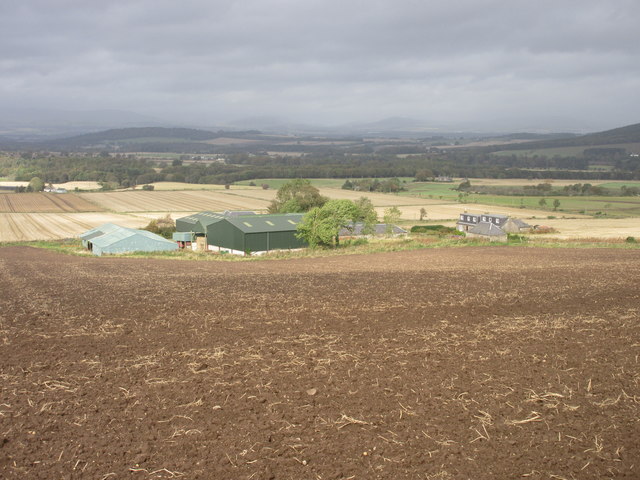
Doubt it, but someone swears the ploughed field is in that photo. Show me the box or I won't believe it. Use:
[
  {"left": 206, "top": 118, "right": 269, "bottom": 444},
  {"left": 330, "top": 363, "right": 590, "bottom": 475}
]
[{"left": 0, "top": 247, "right": 638, "bottom": 479}]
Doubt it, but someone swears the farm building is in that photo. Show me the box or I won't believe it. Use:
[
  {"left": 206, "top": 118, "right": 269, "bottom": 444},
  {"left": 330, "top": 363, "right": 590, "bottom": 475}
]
[
  {"left": 339, "top": 223, "right": 407, "bottom": 238},
  {"left": 175, "top": 211, "right": 306, "bottom": 255},
  {"left": 79, "top": 223, "right": 178, "bottom": 256},
  {"left": 456, "top": 212, "right": 531, "bottom": 241},
  {"left": 465, "top": 222, "right": 508, "bottom": 242},
  {"left": 456, "top": 212, "right": 531, "bottom": 233}
]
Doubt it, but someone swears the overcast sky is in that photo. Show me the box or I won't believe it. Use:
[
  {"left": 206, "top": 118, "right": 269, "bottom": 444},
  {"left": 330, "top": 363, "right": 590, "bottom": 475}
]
[{"left": 1, "top": 0, "right": 639, "bottom": 131}]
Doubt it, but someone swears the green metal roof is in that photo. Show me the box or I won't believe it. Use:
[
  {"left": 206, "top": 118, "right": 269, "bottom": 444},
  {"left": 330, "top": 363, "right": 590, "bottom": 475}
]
[
  {"left": 224, "top": 214, "right": 303, "bottom": 233},
  {"left": 177, "top": 211, "right": 227, "bottom": 228}
]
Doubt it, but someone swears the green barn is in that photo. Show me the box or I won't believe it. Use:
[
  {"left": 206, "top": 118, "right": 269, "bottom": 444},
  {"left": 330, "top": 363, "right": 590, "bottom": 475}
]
[{"left": 175, "top": 212, "right": 306, "bottom": 255}]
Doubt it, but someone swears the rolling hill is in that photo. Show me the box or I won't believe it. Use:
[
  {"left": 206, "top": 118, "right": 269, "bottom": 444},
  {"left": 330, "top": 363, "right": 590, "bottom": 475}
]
[{"left": 488, "top": 122, "right": 640, "bottom": 151}]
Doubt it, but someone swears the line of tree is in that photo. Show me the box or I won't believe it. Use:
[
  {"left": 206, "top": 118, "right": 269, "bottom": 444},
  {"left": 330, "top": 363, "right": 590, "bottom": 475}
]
[
  {"left": 2, "top": 147, "right": 639, "bottom": 190},
  {"left": 457, "top": 180, "right": 639, "bottom": 197}
]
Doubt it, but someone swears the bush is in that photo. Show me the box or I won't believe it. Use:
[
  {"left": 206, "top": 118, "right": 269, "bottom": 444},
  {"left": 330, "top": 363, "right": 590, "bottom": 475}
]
[
  {"left": 625, "top": 236, "right": 637, "bottom": 243},
  {"left": 141, "top": 184, "right": 154, "bottom": 191},
  {"left": 410, "top": 225, "right": 459, "bottom": 235},
  {"left": 342, "top": 237, "right": 369, "bottom": 247},
  {"left": 530, "top": 225, "right": 558, "bottom": 234},
  {"left": 508, "top": 234, "right": 527, "bottom": 243},
  {"left": 143, "top": 214, "right": 175, "bottom": 239}
]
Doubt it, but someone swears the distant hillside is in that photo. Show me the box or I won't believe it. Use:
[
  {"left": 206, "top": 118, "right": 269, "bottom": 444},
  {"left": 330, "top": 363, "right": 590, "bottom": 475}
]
[
  {"left": 46, "top": 127, "right": 219, "bottom": 147},
  {"left": 12, "top": 127, "right": 265, "bottom": 152},
  {"left": 490, "top": 122, "right": 640, "bottom": 151}
]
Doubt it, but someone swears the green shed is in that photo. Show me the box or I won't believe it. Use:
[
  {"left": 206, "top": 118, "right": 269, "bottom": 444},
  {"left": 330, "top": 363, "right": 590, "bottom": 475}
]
[
  {"left": 174, "top": 211, "right": 226, "bottom": 235},
  {"left": 175, "top": 212, "right": 306, "bottom": 255}
]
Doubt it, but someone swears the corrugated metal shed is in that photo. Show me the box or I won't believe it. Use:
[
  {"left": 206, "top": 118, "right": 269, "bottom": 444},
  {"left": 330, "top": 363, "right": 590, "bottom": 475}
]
[
  {"left": 80, "top": 224, "right": 178, "bottom": 256},
  {"left": 79, "top": 223, "right": 122, "bottom": 248},
  {"left": 176, "top": 212, "right": 306, "bottom": 254},
  {"left": 211, "top": 214, "right": 306, "bottom": 254},
  {"left": 175, "top": 211, "right": 226, "bottom": 234}
]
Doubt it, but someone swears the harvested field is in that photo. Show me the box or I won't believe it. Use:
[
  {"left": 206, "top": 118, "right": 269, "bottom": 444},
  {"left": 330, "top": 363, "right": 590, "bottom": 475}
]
[
  {"left": 80, "top": 190, "right": 272, "bottom": 213},
  {"left": 81, "top": 187, "right": 548, "bottom": 220},
  {"left": 147, "top": 182, "right": 231, "bottom": 191},
  {"left": 0, "top": 213, "right": 148, "bottom": 242},
  {"left": 0, "top": 246, "right": 638, "bottom": 479},
  {"left": 0, "top": 181, "right": 102, "bottom": 191},
  {"left": 0, "top": 193, "right": 102, "bottom": 213},
  {"left": 531, "top": 218, "right": 640, "bottom": 239}
]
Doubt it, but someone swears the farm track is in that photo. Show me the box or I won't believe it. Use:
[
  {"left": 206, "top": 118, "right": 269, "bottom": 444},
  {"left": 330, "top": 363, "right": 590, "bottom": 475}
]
[{"left": 0, "top": 246, "right": 638, "bottom": 479}]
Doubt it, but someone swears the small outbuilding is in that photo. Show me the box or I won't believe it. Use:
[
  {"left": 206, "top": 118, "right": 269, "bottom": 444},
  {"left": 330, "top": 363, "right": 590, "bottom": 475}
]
[
  {"left": 79, "top": 223, "right": 178, "bottom": 256},
  {"left": 339, "top": 223, "right": 407, "bottom": 238}
]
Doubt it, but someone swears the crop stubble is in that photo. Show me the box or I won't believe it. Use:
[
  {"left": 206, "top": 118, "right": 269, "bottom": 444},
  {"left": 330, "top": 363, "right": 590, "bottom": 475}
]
[{"left": 0, "top": 247, "right": 638, "bottom": 479}]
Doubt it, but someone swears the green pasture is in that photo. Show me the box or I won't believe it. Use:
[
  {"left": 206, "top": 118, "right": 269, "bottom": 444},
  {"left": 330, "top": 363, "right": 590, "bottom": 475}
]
[
  {"left": 234, "top": 178, "right": 344, "bottom": 189},
  {"left": 233, "top": 178, "right": 417, "bottom": 189},
  {"left": 453, "top": 194, "right": 640, "bottom": 217},
  {"left": 400, "top": 182, "right": 459, "bottom": 200},
  {"left": 599, "top": 181, "right": 640, "bottom": 189},
  {"left": 233, "top": 178, "right": 640, "bottom": 217}
]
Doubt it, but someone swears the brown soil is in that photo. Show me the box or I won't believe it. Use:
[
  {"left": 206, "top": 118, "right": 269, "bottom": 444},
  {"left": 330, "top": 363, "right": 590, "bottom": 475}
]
[{"left": 0, "top": 246, "right": 638, "bottom": 479}]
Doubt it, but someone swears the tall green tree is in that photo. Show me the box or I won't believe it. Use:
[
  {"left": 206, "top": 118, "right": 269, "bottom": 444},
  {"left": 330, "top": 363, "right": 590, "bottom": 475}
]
[
  {"left": 296, "top": 199, "right": 366, "bottom": 248},
  {"left": 352, "top": 197, "right": 378, "bottom": 235},
  {"left": 268, "top": 179, "right": 328, "bottom": 213},
  {"left": 383, "top": 206, "right": 402, "bottom": 233},
  {"left": 28, "top": 177, "right": 44, "bottom": 192}
]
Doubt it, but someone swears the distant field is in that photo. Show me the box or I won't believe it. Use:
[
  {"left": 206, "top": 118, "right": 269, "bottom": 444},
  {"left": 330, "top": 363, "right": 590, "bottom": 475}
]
[
  {"left": 403, "top": 181, "right": 640, "bottom": 217},
  {"left": 234, "top": 178, "right": 346, "bottom": 189},
  {"left": 150, "top": 182, "right": 233, "bottom": 191},
  {"left": 0, "top": 212, "right": 147, "bottom": 242},
  {"left": 0, "top": 193, "right": 102, "bottom": 213},
  {"left": 491, "top": 142, "right": 640, "bottom": 157},
  {"left": 80, "top": 190, "right": 273, "bottom": 213},
  {"left": 0, "top": 181, "right": 102, "bottom": 191},
  {"left": 534, "top": 218, "right": 640, "bottom": 239},
  {"left": 1, "top": 179, "right": 637, "bottom": 242},
  {"left": 81, "top": 186, "right": 455, "bottom": 217},
  {"left": 599, "top": 181, "right": 640, "bottom": 189}
]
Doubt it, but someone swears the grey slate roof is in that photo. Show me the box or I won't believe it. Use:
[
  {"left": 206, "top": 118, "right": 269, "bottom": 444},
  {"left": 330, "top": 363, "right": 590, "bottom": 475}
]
[
  {"left": 510, "top": 218, "right": 532, "bottom": 229},
  {"left": 468, "top": 221, "right": 506, "bottom": 236}
]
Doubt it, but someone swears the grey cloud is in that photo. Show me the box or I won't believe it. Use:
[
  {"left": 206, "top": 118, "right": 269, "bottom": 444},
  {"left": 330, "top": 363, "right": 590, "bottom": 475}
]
[{"left": 1, "top": 0, "right": 639, "bottom": 130}]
